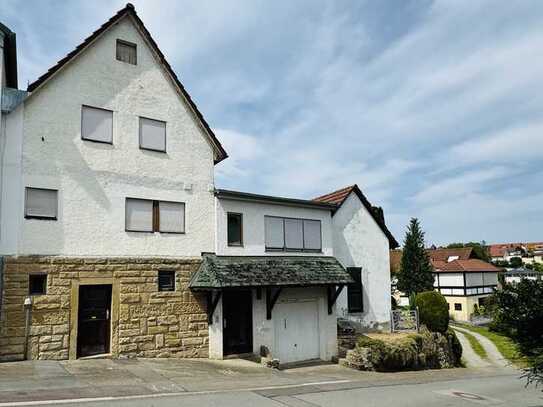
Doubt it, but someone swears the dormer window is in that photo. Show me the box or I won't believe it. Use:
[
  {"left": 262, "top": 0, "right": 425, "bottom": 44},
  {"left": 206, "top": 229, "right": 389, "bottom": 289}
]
[{"left": 116, "top": 39, "right": 137, "bottom": 65}]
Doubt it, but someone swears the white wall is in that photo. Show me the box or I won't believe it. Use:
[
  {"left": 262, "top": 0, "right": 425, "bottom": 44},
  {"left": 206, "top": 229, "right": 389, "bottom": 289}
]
[
  {"left": 9, "top": 16, "right": 217, "bottom": 256},
  {"left": 208, "top": 287, "right": 337, "bottom": 363},
  {"left": 331, "top": 192, "right": 391, "bottom": 328},
  {"left": 215, "top": 198, "right": 334, "bottom": 256}
]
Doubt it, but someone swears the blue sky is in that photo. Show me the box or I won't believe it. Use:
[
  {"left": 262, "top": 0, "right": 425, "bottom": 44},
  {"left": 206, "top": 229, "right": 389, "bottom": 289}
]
[{"left": 3, "top": 0, "right": 543, "bottom": 246}]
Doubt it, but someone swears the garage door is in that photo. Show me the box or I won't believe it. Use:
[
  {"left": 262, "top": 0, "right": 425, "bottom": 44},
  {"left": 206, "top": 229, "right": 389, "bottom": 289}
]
[{"left": 274, "top": 300, "right": 320, "bottom": 363}]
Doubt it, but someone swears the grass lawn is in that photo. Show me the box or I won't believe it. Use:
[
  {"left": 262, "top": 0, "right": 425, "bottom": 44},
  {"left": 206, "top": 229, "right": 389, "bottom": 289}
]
[
  {"left": 461, "top": 330, "right": 488, "bottom": 360},
  {"left": 456, "top": 323, "right": 529, "bottom": 368}
]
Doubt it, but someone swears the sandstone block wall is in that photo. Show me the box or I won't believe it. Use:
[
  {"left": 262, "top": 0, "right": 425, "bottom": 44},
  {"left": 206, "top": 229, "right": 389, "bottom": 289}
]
[{"left": 0, "top": 256, "right": 208, "bottom": 361}]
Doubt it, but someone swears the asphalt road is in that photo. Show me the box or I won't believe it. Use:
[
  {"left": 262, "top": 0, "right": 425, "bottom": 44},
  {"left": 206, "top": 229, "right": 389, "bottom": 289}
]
[{"left": 6, "top": 371, "right": 539, "bottom": 407}]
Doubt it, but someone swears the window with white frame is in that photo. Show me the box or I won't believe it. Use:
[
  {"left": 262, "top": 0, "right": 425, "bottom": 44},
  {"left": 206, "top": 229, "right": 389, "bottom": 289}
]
[
  {"left": 125, "top": 198, "right": 184, "bottom": 233},
  {"left": 264, "top": 216, "right": 322, "bottom": 252},
  {"left": 25, "top": 187, "right": 58, "bottom": 220},
  {"left": 81, "top": 105, "right": 113, "bottom": 143},
  {"left": 139, "top": 117, "right": 166, "bottom": 152}
]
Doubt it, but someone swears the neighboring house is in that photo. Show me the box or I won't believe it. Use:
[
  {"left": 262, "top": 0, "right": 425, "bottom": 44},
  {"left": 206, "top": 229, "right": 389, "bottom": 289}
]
[
  {"left": 0, "top": 5, "right": 397, "bottom": 363},
  {"left": 503, "top": 268, "right": 542, "bottom": 285},
  {"left": 390, "top": 248, "right": 500, "bottom": 321},
  {"left": 489, "top": 242, "right": 543, "bottom": 265}
]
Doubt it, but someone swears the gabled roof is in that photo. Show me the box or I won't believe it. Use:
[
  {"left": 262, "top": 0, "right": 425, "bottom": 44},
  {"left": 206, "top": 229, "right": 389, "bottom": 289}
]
[
  {"left": 427, "top": 248, "right": 474, "bottom": 262},
  {"left": 189, "top": 254, "right": 354, "bottom": 290},
  {"left": 432, "top": 259, "right": 500, "bottom": 273},
  {"left": 25, "top": 3, "right": 227, "bottom": 164},
  {"left": 390, "top": 249, "right": 496, "bottom": 274},
  {"left": 314, "top": 184, "right": 399, "bottom": 249}
]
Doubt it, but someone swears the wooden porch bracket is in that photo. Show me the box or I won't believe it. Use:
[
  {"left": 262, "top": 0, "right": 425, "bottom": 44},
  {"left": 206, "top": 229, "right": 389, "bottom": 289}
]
[
  {"left": 266, "top": 287, "right": 282, "bottom": 320},
  {"left": 206, "top": 291, "right": 222, "bottom": 325},
  {"left": 327, "top": 285, "right": 345, "bottom": 315}
]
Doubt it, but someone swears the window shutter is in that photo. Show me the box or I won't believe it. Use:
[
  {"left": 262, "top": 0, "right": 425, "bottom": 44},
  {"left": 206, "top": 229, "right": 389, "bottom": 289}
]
[
  {"left": 265, "top": 217, "right": 284, "bottom": 249},
  {"left": 116, "top": 40, "right": 137, "bottom": 65},
  {"left": 81, "top": 106, "right": 113, "bottom": 143},
  {"left": 140, "top": 118, "right": 166, "bottom": 152},
  {"left": 125, "top": 198, "right": 153, "bottom": 232},
  {"left": 158, "top": 201, "right": 185, "bottom": 233},
  {"left": 347, "top": 267, "right": 363, "bottom": 313},
  {"left": 25, "top": 188, "right": 58, "bottom": 219},
  {"left": 284, "top": 218, "right": 303, "bottom": 250},
  {"left": 303, "top": 219, "right": 321, "bottom": 251}
]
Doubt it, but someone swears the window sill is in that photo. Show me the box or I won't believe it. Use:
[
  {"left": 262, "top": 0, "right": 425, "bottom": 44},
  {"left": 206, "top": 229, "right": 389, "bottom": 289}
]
[
  {"left": 81, "top": 137, "right": 113, "bottom": 145},
  {"left": 140, "top": 147, "right": 167, "bottom": 154},
  {"left": 25, "top": 216, "right": 57, "bottom": 221},
  {"left": 228, "top": 243, "right": 244, "bottom": 247},
  {"left": 265, "top": 249, "right": 323, "bottom": 254}
]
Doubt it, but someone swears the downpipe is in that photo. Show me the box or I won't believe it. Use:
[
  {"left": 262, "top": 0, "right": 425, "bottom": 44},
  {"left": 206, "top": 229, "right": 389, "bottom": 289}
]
[{"left": 24, "top": 296, "right": 32, "bottom": 360}]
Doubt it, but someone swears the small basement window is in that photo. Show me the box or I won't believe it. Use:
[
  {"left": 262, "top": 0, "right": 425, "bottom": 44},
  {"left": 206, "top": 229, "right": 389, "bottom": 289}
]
[
  {"left": 81, "top": 105, "right": 113, "bottom": 144},
  {"left": 116, "top": 39, "right": 137, "bottom": 65},
  {"left": 158, "top": 270, "right": 175, "bottom": 291},
  {"left": 25, "top": 187, "right": 58, "bottom": 220},
  {"left": 29, "top": 274, "right": 47, "bottom": 295},
  {"left": 454, "top": 303, "right": 462, "bottom": 311},
  {"left": 227, "top": 213, "right": 243, "bottom": 246},
  {"left": 139, "top": 117, "right": 166, "bottom": 152}
]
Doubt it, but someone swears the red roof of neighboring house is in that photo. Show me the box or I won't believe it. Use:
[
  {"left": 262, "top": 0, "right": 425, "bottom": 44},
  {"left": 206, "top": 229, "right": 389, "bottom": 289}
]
[
  {"left": 314, "top": 184, "right": 399, "bottom": 249},
  {"left": 390, "top": 250, "right": 498, "bottom": 274},
  {"left": 488, "top": 242, "right": 543, "bottom": 257},
  {"left": 432, "top": 259, "right": 500, "bottom": 273},
  {"left": 427, "top": 248, "right": 474, "bottom": 262},
  {"left": 25, "top": 3, "right": 228, "bottom": 164}
]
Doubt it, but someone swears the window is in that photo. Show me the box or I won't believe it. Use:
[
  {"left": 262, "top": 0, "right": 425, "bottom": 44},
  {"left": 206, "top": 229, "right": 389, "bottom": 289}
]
[
  {"left": 447, "top": 302, "right": 450, "bottom": 310},
  {"left": 347, "top": 267, "right": 363, "bottom": 313},
  {"left": 139, "top": 117, "right": 166, "bottom": 152},
  {"left": 116, "top": 39, "right": 137, "bottom": 65},
  {"left": 454, "top": 303, "right": 462, "bottom": 311},
  {"left": 158, "top": 270, "right": 175, "bottom": 291},
  {"left": 227, "top": 213, "right": 243, "bottom": 246},
  {"left": 125, "top": 198, "right": 185, "bottom": 233},
  {"left": 159, "top": 201, "right": 185, "bottom": 233},
  {"left": 25, "top": 187, "right": 58, "bottom": 220},
  {"left": 81, "top": 105, "right": 113, "bottom": 143},
  {"left": 264, "top": 216, "right": 322, "bottom": 252},
  {"left": 29, "top": 274, "right": 47, "bottom": 295}
]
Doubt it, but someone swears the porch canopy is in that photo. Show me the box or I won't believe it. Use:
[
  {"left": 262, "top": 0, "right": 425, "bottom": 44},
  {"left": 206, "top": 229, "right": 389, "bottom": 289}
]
[{"left": 189, "top": 254, "right": 354, "bottom": 322}]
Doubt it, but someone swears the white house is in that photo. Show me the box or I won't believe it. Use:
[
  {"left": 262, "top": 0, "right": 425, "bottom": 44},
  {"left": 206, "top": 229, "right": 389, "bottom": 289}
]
[{"left": 0, "top": 4, "right": 397, "bottom": 364}]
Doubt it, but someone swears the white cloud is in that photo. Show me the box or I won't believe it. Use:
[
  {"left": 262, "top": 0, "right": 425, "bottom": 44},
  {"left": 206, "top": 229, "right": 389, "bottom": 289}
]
[{"left": 447, "top": 122, "right": 543, "bottom": 165}]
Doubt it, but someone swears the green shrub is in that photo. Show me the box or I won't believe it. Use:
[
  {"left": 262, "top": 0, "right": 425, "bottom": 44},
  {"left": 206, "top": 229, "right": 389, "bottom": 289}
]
[{"left": 416, "top": 291, "right": 449, "bottom": 333}]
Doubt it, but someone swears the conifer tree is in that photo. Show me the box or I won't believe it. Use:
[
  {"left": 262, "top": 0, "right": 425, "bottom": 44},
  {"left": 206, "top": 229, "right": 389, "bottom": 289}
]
[{"left": 396, "top": 218, "right": 435, "bottom": 296}]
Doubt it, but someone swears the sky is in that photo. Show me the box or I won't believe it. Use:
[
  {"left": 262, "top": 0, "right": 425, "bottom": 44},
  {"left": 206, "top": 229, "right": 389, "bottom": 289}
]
[{"left": 3, "top": 0, "right": 543, "bottom": 246}]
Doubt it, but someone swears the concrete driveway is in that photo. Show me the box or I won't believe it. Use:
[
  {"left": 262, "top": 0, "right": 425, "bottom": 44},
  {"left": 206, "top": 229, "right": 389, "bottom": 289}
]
[{"left": 0, "top": 358, "right": 530, "bottom": 405}]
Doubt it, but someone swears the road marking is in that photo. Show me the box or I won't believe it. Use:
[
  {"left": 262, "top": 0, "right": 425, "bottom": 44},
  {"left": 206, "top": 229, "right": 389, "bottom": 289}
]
[
  {"left": 434, "top": 389, "right": 503, "bottom": 405},
  {"left": 0, "top": 379, "right": 352, "bottom": 407}
]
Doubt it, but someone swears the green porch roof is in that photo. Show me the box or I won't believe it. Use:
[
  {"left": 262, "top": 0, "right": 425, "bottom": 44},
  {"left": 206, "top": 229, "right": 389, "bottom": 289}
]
[{"left": 189, "top": 254, "right": 354, "bottom": 290}]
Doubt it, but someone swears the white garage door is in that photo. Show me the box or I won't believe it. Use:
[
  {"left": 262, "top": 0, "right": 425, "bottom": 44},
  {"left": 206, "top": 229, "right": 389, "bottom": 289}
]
[{"left": 274, "top": 300, "right": 320, "bottom": 363}]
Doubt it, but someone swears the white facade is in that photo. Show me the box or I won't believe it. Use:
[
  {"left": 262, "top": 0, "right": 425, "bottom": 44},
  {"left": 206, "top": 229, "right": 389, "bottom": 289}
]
[
  {"left": 0, "top": 16, "right": 218, "bottom": 257},
  {"left": 215, "top": 198, "right": 334, "bottom": 256},
  {"left": 331, "top": 192, "right": 392, "bottom": 329}
]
